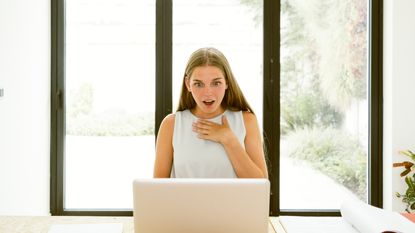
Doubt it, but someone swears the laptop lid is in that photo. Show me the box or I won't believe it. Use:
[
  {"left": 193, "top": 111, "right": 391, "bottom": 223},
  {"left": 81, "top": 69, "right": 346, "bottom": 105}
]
[{"left": 132, "top": 178, "right": 270, "bottom": 233}]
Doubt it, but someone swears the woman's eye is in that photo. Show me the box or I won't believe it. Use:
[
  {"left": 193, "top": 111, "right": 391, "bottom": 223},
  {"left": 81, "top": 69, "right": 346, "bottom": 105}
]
[
  {"left": 213, "top": 81, "right": 221, "bottom": 86},
  {"left": 193, "top": 83, "right": 203, "bottom": 87}
]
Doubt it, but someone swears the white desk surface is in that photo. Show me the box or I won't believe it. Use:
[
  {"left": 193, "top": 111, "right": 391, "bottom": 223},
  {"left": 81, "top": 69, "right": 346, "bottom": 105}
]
[{"left": 0, "top": 216, "right": 284, "bottom": 233}]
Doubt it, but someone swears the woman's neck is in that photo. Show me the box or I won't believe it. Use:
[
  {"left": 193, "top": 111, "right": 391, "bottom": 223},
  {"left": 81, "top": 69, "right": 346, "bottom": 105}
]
[{"left": 190, "top": 107, "right": 226, "bottom": 119}]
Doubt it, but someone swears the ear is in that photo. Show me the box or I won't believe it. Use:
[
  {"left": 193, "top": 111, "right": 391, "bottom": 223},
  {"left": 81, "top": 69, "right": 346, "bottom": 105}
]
[{"left": 185, "top": 77, "right": 191, "bottom": 92}]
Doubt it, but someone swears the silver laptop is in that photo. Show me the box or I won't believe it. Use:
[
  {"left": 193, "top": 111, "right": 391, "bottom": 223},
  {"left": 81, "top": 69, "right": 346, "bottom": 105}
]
[{"left": 132, "top": 178, "right": 270, "bottom": 233}]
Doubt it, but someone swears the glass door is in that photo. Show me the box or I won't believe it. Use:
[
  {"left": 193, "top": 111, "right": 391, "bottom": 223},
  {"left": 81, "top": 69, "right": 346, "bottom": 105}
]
[
  {"left": 64, "top": 0, "right": 156, "bottom": 210},
  {"left": 280, "top": 0, "right": 369, "bottom": 209}
]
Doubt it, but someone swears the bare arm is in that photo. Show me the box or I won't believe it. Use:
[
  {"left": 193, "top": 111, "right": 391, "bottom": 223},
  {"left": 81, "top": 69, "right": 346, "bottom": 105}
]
[
  {"left": 192, "top": 112, "right": 268, "bottom": 178},
  {"left": 153, "top": 114, "right": 175, "bottom": 178}
]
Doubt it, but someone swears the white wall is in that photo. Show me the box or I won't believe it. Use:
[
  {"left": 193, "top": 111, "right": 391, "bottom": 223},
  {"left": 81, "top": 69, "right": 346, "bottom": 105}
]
[
  {"left": 0, "top": 0, "right": 50, "bottom": 215},
  {"left": 383, "top": 0, "right": 415, "bottom": 212}
]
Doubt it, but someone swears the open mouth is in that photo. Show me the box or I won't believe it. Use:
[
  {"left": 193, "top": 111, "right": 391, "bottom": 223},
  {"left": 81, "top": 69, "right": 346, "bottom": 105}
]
[{"left": 202, "top": 100, "right": 215, "bottom": 106}]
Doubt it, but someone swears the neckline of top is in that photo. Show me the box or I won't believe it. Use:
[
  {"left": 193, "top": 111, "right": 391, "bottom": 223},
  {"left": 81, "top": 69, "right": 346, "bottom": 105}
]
[{"left": 188, "top": 109, "right": 228, "bottom": 120}]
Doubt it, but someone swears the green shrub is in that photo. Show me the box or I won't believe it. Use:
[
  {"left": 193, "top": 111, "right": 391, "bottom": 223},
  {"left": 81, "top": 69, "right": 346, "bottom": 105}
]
[
  {"left": 285, "top": 127, "right": 367, "bottom": 200},
  {"left": 67, "top": 111, "right": 154, "bottom": 136},
  {"left": 281, "top": 88, "right": 343, "bottom": 134}
]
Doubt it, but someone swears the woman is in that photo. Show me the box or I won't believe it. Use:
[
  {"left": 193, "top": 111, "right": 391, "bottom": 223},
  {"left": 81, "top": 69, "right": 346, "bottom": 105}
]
[{"left": 153, "top": 47, "right": 268, "bottom": 178}]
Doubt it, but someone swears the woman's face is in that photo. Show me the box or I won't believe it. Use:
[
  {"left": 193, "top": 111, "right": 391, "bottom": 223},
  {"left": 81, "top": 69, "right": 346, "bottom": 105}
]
[{"left": 186, "top": 65, "right": 228, "bottom": 118}]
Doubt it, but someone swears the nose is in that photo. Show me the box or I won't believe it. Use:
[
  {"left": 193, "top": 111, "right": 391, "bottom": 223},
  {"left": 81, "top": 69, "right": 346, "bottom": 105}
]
[{"left": 203, "top": 85, "right": 213, "bottom": 96}]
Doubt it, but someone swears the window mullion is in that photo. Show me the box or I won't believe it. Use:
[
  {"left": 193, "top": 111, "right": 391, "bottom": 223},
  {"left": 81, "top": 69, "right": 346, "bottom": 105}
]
[
  {"left": 263, "top": 0, "right": 280, "bottom": 216},
  {"left": 368, "top": 0, "right": 383, "bottom": 208},
  {"left": 155, "top": 0, "right": 173, "bottom": 136},
  {"left": 50, "top": 0, "right": 65, "bottom": 216}
]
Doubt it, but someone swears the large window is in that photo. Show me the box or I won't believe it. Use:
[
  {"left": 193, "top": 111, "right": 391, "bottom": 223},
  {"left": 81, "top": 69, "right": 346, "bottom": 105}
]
[
  {"left": 51, "top": 0, "right": 382, "bottom": 215},
  {"left": 280, "top": 0, "right": 370, "bottom": 210},
  {"left": 64, "top": 0, "right": 155, "bottom": 210}
]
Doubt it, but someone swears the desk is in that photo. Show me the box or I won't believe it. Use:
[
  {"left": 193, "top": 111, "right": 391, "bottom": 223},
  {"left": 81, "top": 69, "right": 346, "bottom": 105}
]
[{"left": 0, "top": 216, "right": 284, "bottom": 233}]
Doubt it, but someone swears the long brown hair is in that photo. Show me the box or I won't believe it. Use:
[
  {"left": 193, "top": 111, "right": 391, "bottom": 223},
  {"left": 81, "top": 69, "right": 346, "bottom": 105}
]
[{"left": 176, "top": 47, "right": 254, "bottom": 114}]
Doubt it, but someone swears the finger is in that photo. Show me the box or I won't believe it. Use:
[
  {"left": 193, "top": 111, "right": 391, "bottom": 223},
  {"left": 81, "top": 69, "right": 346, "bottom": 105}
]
[
  {"left": 196, "top": 119, "right": 215, "bottom": 126},
  {"left": 193, "top": 120, "right": 218, "bottom": 130},
  {"left": 192, "top": 122, "right": 210, "bottom": 131},
  {"left": 192, "top": 125, "right": 210, "bottom": 135},
  {"left": 196, "top": 133, "right": 208, "bottom": 139}
]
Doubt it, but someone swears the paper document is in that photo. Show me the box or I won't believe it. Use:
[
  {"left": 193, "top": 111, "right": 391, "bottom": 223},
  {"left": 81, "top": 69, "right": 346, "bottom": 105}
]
[
  {"left": 279, "top": 216, "right": 359, "bottom": 233},
  {"left": 48, "top": 223, "right": 123, "bottom": 233},
  {"left": 279, "top": 198, "right": 415, "bottom": 233},
  {"left": 341, "top": 198, "right": 415, "bottom": 233}
]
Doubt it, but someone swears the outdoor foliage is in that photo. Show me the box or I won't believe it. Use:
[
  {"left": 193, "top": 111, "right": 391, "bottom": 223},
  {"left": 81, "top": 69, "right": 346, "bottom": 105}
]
[
  {"left": 280, "top": 67, "right": 343, "bottom": 134},
  {"left": 241, "top": 0, "right": 368, "bottom": 198},
  {"left": 67, "top": 111, "right": 154, "bottom": 136},
  {"left": 67, "top": 83, "right": 93, "bottom": 118},
  {"left": 285, "top": 127, "right": 367, "bottom": 200},
  {"left": 279, "top": 0, "right": 367, "bottom": 130},
  {"left": 285, "top": 0, "right": 367, "bottom": 111},
  {"left": 67, "top": 83, "right": 154, "bottom": 136}
]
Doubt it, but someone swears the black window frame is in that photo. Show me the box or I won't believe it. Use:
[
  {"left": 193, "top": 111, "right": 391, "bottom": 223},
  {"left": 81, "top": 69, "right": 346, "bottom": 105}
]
[{"left": 51, "top": 0, "right": 382, "bottom": 216}]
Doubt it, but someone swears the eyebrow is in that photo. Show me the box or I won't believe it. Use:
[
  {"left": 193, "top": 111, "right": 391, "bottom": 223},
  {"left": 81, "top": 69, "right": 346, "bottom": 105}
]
[{"left": 192, "top": 77, "right": 225, "bottom": 82}]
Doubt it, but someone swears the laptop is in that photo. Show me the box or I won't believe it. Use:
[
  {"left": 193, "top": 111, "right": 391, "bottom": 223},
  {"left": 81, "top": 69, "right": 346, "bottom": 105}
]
[{"left": 132, "top": 178, "right": 270, "bottom": 233}]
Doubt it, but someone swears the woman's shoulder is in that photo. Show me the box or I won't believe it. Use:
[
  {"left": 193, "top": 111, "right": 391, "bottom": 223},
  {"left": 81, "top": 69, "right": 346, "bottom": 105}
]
[
  {"left": 226, "top": 109, "right": 256, "bottom": 121},
  {"left": 164, "top": 113, "right": 176, "bottom": 121},
  {"left": 160, "top": 113, "right": 176, "bottom": 128},
  {"left": 160, "top": 110, "right": 191, "bottom": 125},
  {"left": 241, "top": 111, "right": 256, "bottom": 120},
  {"left": 241, "top": 111, "right": 258, "bottom": 127}
]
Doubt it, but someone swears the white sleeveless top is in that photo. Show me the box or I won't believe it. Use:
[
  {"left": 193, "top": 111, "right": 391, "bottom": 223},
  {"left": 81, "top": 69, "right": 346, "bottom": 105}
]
[{"left": 171, "top": 109, "right": 246, "bottom": 178}]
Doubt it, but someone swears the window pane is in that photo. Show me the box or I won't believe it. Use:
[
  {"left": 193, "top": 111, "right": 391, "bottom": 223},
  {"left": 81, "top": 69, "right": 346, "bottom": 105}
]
[
  {"left": 280, "top": 0, "right": 368, "bottom": 209},
  {"left": 65, "top": 0, "right": 155, "bottom": 210},
  {"left": 173, "top": 0, "right": 263, "bottom": 126}
]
